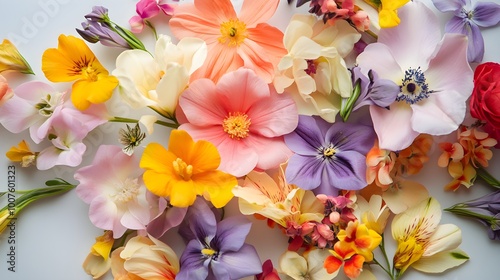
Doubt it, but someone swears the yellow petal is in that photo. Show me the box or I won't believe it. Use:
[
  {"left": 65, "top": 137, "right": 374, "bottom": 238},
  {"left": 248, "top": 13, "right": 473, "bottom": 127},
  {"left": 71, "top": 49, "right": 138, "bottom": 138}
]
[
  {"left": 0, "top": 39, "right": 33, "bottom": 74},
  {"left": 71, "top": 75, "right": 118, "bottom": 110},
  {"left": 190, "top": 139, "right": 221, "bottom": 173},
  {"left": 197, "top": 170, "right": 237, "bottom": 208},
  {"left": 379, "top": 9, "right": 401, "bottom": 28},
  {"left": 167, "top": 130, "right": 195, "bottom": 161},
  {"left": 169, "top": 179, "right": 197, "bottom": 207}
]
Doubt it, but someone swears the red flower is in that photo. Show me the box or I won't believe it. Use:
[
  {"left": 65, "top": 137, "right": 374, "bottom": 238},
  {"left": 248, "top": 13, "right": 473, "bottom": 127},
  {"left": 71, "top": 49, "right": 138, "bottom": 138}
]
[{"left": 470, "top": 62, "right": 500, "bottom": 129}]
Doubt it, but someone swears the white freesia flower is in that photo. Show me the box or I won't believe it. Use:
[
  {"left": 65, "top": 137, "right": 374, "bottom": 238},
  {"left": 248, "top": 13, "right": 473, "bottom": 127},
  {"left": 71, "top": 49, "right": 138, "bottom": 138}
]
[
  {"left": 279, "top": 249, "right": 333, "bottom": 280},
  {"left": 273, "top": 15, "right": 360, "bottom": 122},
  {"left": 113, "top": 35, "right": 207, "bottom": 118}
]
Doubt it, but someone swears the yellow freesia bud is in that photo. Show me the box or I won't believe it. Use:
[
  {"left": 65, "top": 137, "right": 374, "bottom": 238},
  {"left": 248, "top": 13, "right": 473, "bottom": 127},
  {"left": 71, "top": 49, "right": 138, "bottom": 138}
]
[{"left": 0, "top": 39, "right": 34, "bottom": 74}]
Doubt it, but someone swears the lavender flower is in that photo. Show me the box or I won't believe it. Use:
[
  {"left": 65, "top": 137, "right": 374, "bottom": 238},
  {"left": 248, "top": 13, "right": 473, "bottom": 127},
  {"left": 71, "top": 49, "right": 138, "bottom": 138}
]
[
  {"left": 84, "top": 6, "right": 110, "bottom": 22},
  {"left": 284, "top": 115, "right": 376, "bottom": 195},
  {"left": 432, "top": 0, "right": 500, "bottom": 62},
  {"left": 445, "top": 190, "right": 500, "bottom": 240},
  {"left": 340, "top": 67, "right": 399, "bottom": 121},
  {"left": 177, "top": 199, "right": 262, "bottom": 280},
  {"left": 76, "top": 21, "right": 130, "bottom": 49}
]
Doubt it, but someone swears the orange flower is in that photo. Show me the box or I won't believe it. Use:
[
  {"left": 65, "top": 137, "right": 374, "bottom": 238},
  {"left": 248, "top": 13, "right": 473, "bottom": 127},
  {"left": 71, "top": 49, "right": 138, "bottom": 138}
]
[
  {"left": 169, "top": 0, "right": 286, "bottom": 83},
  {"left": 6, "top": 140, "right": 37, "bottom": 167}
]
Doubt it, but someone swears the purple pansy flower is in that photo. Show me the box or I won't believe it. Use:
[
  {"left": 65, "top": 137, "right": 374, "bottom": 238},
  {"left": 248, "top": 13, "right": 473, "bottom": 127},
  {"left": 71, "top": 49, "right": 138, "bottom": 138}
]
[
  {"left": 432, "top": 0, "right": 500, "bottom": 63},
  {"left": 177, "top": 199, "right": 262, "bottom": 280},
  {"left": 284, "top": 115, "right": 376, "bottom": 195},
  {"left": 446, "top": 190, "right": 500, "bottom": 240}
]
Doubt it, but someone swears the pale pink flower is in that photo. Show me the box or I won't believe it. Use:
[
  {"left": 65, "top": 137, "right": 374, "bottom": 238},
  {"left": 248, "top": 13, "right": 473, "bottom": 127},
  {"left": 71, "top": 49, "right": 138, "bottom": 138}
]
[
  {"left": 177, "top": 68, "right": 298, "bottom": 177},
  {"left": 0, "top": 75, "right": 12, "bottom": 106},
  {"left": 75, "top": 145, "right": 164, "bottom": 238}
]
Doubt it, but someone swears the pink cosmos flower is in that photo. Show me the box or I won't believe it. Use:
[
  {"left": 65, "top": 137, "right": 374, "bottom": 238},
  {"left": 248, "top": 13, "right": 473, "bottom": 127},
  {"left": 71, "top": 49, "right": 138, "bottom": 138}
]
[
  {"left": 75, "top": 145, "right": 164, "bottom": 238},
  {"left": 0, "top": 81, "right": 107, "bottom": 144},
  {"left": 177, "top": 68, "right": 298, "bottom": 177},
  {"left": 169, "top": 0, "right": 286, "bottom": 83},
  {"left": 129, "top": 0, "right": 178, "bottom": 33}
]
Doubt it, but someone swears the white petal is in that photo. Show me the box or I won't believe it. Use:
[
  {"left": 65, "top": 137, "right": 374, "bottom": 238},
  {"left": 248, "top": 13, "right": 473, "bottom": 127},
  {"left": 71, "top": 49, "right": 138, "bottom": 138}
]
[
  {"left": 139, "top": 115, "right": 158, "bottom": 135},
  {"left": 411, "top": 94, "right": 464, "bottom": 135},
  {"left": 155, "top": 63, "right": 189, "bottom": 117},
  {"left": 307, "top": 249, "right": 337, "bottom": 279},
  {"left": 278, "top": 251, "right": 308, "bottom": 279},
  {"left": 383, "top": 180, "right": 429, "bottom": 214},
  {"left": 412, "top": 249, "right": 469, "bottom": 273},
  {"left": 392, "top": 197, "right": 440, "bottom": 242},
  {"left": 356, "top": 43, "right": 403, "bottom": 83},
  {"left": 176, "top": 37, "right": 208, "bottom": 74},
  {"left": 283, "top": 15, "right": 315, "bottom": 51},
  {"left": 423, "top": 224, "right": 462, "bottom": 257}
]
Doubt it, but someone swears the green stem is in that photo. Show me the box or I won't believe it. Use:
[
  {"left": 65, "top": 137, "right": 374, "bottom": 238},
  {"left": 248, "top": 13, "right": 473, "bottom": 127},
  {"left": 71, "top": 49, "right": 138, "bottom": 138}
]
[
  {"left": 379, "top": 234, "right": 392, "bottom": 273},
  {"left": 365, "top": 29, "right": 379, "bottom": 40},
  {"left": 145, "top": 20, "right": 158, "bottom": 41},
  {"left": 372, "top": 258, "right": 394, "bottom": 279},
  {"left": 476, "top": 167, "right": 500, "bottom": 189},
  {"left": 109, "top": 116, "right": 179, "bottom": 129}
]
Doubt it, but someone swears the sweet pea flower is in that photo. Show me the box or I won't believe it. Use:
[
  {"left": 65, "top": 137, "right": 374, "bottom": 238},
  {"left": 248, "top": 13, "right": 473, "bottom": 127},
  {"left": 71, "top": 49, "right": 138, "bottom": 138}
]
[
  {"left": 273, "top": 14, "right": 360, "bottom": 122},
  {"left": 279, "top": 249, "right": 333, "bottom": 280},
  {"left": 356, "top": 1, "right": 473, "bottom": 151},
  {"left": 170, "top": 0, "right": 286, "bottom": 83},
  {"left": 75, "top": 145, "right": 163, "bottom": 238},
  {"left": 0, "top": 39, "right": 33, "bottom": 74},
  {"left": 113, "top": 34, "right": 207, "bottom": 119},
  {"left": 432, "top": 0, "right": 500, "bottom": 63},
  {"left": 284, "top": 115, "right": 375, "bottom": 195},
  {"left": 0, "top": 75, "right": 12, "bottom": 107},
  {"left": 392, "top": 197, "right": 468, "bottom": 275},
  {"left": 0, "top": 81, "right": 107, "bottom": 144},
  {"left": 129, "top": 0, "right": 177, "bottom": 33},
  {"left": 42, "top": 35, "right": 118, "bottom": 110},
  {"left": 177, "top": 199, "right": 262, "bottom": 280},
  {"left": 111, "top": 235, "right": 179, "bottom": 280},
  {"left": 177, "top": 68, "right": 298, "bottom": 177}
]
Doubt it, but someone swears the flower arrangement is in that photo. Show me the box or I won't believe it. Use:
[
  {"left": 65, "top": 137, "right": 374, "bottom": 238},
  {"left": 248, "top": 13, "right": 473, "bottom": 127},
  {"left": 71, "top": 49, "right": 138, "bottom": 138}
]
[{"left": 1, "top": 0, "right": 500, "bottom": 279}]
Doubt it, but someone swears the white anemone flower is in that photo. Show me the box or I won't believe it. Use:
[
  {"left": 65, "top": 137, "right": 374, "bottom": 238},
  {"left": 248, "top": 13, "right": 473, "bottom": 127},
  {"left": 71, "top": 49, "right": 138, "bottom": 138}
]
[{"left": 356, "top": 1, "right": 473, "bottom": 151}]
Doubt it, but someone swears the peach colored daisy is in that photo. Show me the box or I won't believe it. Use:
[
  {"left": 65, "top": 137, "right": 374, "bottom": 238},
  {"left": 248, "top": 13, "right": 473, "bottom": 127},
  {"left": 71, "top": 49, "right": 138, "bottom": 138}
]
[{"left": 169, "top": 0, "right": 286, "bottom": 83}]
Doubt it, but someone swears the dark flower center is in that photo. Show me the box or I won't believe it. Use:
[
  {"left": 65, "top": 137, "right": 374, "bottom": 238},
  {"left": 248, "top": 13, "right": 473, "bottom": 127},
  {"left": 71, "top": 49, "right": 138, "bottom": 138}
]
[
  {"left": 396, "top": 67, "right": 434, "bottom": 104},
  {"left": 319, "top": 144, "right": 336, "bottom": 161},
  {"left": 305, "top": 59, "right": 317, "bottom": 75},
  {"left": 201, "top": 247, "right": 219, "bottom": 260}
]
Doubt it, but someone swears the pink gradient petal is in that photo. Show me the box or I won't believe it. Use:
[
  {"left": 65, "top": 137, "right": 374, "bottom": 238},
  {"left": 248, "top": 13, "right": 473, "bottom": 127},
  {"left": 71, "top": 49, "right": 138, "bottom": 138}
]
[
  {"left": 411, "top": 93, "right": 465, "bottom": 135},
  {"left": 356, "top": 43, "right": 403, "bottom": 83},
  {"left": 247, "top": 87, "right": 297, "bottom": 137},
  {"left": 370, "top": 102, "right": 419, "bottom": 151},
  {"left": 89, "top": 195, "right": 118, "bottom": 231},
  {"left": 129, "top": 15, "right": 145, "bottom": 33},
  {"left": 192, "top": 43, "right": 242, "bottom": 82},
  {"left": 239, "top": 0, "right": 279, "bottom": 27},
  {"left": 169, "top": 4, "right": 221, "bottom": 43},
  {"left": 179, "top": 124, "right": 227, "bottom": 148},
  {"left": 0, "top": 95, "right": 39, "bottom": 133},
  {"left": 178, "top": 79, "right": 227, "bottom": 126},
  {"left": 377, "top": 1, "right": 441, "bottom": 71},
  {"left": 247, "top": 24, "right": 286, "bottom": 61},
  {"left": 218, "top": 137, "right": 259, "bottom": 177},
  {"left": 216, "top": 68, "right": 270, "bottom": 113},
  {"left": 193, "top": 0, "right": 236, "bottom": 22},
  {"left": 237, "top": 40, "right": 275, "bottom": 83},
  {"left": 244, "top": 135, "right": 292, "bottom": 171},
  {"left": 136, "top": 0, "right": 160, "bottom": 19}
]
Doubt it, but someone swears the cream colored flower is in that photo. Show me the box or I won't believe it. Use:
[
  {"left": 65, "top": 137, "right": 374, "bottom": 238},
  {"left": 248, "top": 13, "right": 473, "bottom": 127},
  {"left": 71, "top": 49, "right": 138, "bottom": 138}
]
[
  {"left": 354, "top": 195, "right": 390, "bottom": 235},
  {"left": 273, "top": 14, "right": 360, "bottom": 122},
  {"left": 82, "top": 231, "right": 114, "bottom": 279},
  {"left": 279, "top": 249, "right": 333, "bottom": 280}
]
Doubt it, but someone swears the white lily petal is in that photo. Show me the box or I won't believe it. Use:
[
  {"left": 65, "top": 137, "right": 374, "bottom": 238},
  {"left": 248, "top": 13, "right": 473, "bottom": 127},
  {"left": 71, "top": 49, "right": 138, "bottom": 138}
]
[
  {"left": 155, "top": 63, "right": 189, "bottom": 116},
  {"left": 139, "top": 115, "right": 158, "bottom": 135},
  {"left": 278, "top": 251, "right": 308, "bottom": 280},
  {"left": 176, "top": 37, "right": 208, "bottom": 74},
  {"left": 423, "top": 224, "right": 462, "bottom": 257},
  {"left": 289, "top": 36, "right": 323, "bottom": 60},
  {"left": 412, "top": 248, "right": 469, "bottom": 273},
  {"left": 392, "top": 197, "right": 440, "bottom": 241},
  {"left": 283, "top": 15, "right": 315, "bottom": 50}
]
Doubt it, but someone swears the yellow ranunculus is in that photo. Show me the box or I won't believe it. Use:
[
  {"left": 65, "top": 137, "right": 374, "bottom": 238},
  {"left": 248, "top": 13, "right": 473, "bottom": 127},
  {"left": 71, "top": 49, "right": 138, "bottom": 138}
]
[
  {"left": 41, "top": 34, "right": 118, "bottom": 110},
  {"left": 140, "top": 129, "right": 236, "bottom": 208}
]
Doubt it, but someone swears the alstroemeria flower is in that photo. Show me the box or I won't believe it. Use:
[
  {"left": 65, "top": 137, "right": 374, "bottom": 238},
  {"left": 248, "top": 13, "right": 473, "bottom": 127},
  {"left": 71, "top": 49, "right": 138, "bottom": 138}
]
[
  {"left": 0, "top": 81, "right": 107, "bottom": 144},
  {"left": 140, "top": 129, "right": 237, "bottom": 208},
  {"left": 170, "top": 0, "right": 286, "bottom": 83},
  {"left": 130, "top": 0, "right": 177, "bottom": 33},
  {"left": 177, "top": 199, "right": 262, "bottom": 280},
  {"left": 233, "top": 163, "right": 324, "bottom": 228},
  {"left": 113, "top": 34, "right": 206, "bottom": 119},
  {"left": 432, "top": 0, "right": 500, "bottom": 63},
  {"left": 392, "top": 197, "right": 468, "bottom": 275},
  {"left": 111, "top": 235, "right": 179, "bottom": 280},
  {"left": 0, "top": 39, "right": 33, "bottom": 74},
  {"left": 284, "top": 115, "right": 375, "bottom": 195},
  {"left": 273, "top": 14, "right": 360, "bottom": 122},
  {"left": 82, "top": 231, "right": 114, "bottom": 279},
  {"left": 42, "top": 35, "right": 118, "bottom": 110},
  {"left": 177, "top": 68, "right": 298, "bottom": 177},
  {"left": 354, "top": 195, "right": 390, "bottom": 235},
  {"left": 75, "top": 145, "right": 163, "bottom": 238},
  {"left": 279, "top": 249, "right": 333, "bottom": 280},
  {"left": 356, "top": 1, "right": 473, "bottom": 151}
]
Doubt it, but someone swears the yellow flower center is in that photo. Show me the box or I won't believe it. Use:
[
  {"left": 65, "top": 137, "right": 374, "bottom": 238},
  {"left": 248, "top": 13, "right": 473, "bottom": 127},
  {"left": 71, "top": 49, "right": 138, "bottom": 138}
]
[
  {"left": 393, "top": 236, "right": 425, "bottom": 272},
  {"left": 201, "top": 248, "right": 217, "bottom": 256},
  {"left": 173, "top": 158, "right": 193, "bottom": 181},
  {"left": 218, "top": 19, "right": 248, "bottom": 47},
  {"left": 323, "top": 147, "right": 336, "bottom": 157},
  {"left": 223, "top": 112, "right": 251, "bottom": 140},
  {"left": 111, "top": 178, "right": 141, "bottom": 203},
  {"left": 82, "top": 65, "right": 99, "bottom": 81}
]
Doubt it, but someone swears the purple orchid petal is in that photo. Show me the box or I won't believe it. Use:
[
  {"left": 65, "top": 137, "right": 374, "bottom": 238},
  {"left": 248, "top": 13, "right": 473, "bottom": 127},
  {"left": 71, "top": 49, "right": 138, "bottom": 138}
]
[
  {"left": 285, "top": 154, "right": 323, "bottom": 190},
  {"left": 473, "top": 1, "right": 500, "bottom": 27},
  {"left": 215, "top": 244, "right": 262, "bottom": 279},
  {"left": 178, "top": 199, "right": 217, "bottom": 244},
  {"left": 147, "top": 205, "right": 188, "bottom": 238},
  {"left": 467, "top": 22, "right": 485, "bottom": 63},
  {"left": 432, "top": 0, "right": 466, "bottom": 12},
  {"left": 325, "top": 121, "right": 375, "bottom": 153},
  {"left": 212, "top": 216, "right": 252, "bottom": 253},
  {"left": 284, "top": 115, "right": 325, "bottom": 156},
  {"left": 366, "top": 73, "right": 400, "bottom": 108},
  {"left": 178, "top": 239, "right": 210, "bottom": 280},
  {"left": 325, "top": 150, "right": 368, "bottom": 190}
]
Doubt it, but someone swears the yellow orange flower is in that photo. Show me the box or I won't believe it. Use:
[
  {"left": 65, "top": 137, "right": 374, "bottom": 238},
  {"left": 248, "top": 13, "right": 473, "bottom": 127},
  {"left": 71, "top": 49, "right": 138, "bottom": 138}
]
[
  {"left": 140, "top": 129, "right": 237, "bottom": 208},
  {"left": 41, "top": 35, "right": 118, "bottom": 110},
  {"left": 6, "top": 140, "right": 37, "bottom": 167},
  {"left": 0, "top": 39, "right": 33, "bottom": 74},
  {"left": 363, "top": 0, "right": 410, "bottom": 28},
  {"left": 82, "top": 231, "right": 114, "bottom": 279},
  {"left": 336, "top": 220, "right": 381, "bottom": 262}
]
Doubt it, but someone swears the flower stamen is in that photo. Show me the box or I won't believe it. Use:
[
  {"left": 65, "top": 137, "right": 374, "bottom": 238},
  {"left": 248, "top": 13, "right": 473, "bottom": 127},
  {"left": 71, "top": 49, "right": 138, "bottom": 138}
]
[
  {"left": 218, "top": 19, "right": 248, "bottom": 47},
  {"left": 223, "top": 112, "right": 251, "bottom": 140},
  {"left": 396, "top": 67, "right": 434, "bottom": 104},
  {"left": 173, "top": 158, "right": 193, "bottom": 181}
]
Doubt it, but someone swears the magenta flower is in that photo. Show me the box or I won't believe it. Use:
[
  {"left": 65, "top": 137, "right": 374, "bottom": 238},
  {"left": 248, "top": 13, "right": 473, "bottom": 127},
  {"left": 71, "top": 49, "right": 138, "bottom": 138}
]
[
  {"left": 129, "top": 0, "right": 177, "bottom": 33},
  {"left": 284, "top": 115, "right": 375, "bottom": 195},
  {"left": 177, "top": 68, "right": 298, "bottom": 177},
  {"left": 75, "top": 145, "right": 164, "bottom": 238},
  {"left": 177, "top": 199, "right": 262, "bottom": 280},
  {"left": 432, "top": 0, "right": 500, "bottom": 63}
]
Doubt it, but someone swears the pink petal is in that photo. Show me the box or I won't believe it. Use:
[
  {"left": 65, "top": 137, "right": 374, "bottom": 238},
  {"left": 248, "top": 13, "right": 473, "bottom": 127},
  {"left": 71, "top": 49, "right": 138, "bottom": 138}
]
[
  {"left": 356, "top": 43, "right": 402, "bottom": 83},
  {"left": 89, "top": 196, "right": 118, "bottom": 231},
  {"left": 178, "top": 124, "right": 227, "bottom": 147},
  {"left": 237, "top": 40, "right": 275, "bottom": 83},
  {"left": 247, "top": 24, "right": 286, "bottom": 61},
  {"left": 244, "top": 135, "right": 292, "bottom": 171},
  {"left": 178, "top": 78, "right": 227, "bottom": 126},
  {"left": 192, "top": 43, "right": 241, "bottom": 82},
  {"left": 129, "top": 16, "right": 145, "bottom": 33},
  {"left": 218, "top": 137, "right": 259, "bottom": 177},
  {"left": 239, "top": 0, "right": 279, "bottom": 27},
  {"left": 193, "top": 0, "right": 236, "bottom": 22},
  {"left": 169, "top": 3, "right": 221, "bottom": 43},
  {"left": 247, "top": 87, "right": 298, "bottom": 137},
  {"left": 0, "top": 95, "right": 38, "bottom": 133},
  {"left": 136, "top": 0, "right": 160, "bottom": 19},
  {"left": 377, "top": 1, "right": 441, "bottom": 71},
  {"left": 370, "top": 102, "right": 419, "bottom": 151},
  {"left": 411, "top": 94, "right": 465, "bottom": 135}
]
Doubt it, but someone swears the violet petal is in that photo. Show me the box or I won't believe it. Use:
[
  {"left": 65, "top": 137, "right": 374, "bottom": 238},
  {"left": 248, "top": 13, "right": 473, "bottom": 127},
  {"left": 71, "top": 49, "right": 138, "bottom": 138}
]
[{"left": 472, "top": 1, "right": 500, "bottom": 27}]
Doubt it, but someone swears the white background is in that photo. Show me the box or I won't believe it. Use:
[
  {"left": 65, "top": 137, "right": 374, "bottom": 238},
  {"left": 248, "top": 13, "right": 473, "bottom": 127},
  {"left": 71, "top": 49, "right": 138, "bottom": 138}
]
[{"left": 1, "top": 0, "right": 500, "bottom": 280}]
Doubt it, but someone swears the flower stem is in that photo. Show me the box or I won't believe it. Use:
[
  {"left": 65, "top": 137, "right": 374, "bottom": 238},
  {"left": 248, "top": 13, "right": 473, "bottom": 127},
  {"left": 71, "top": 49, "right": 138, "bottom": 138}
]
[
  {"left": 372, "top": 258, "right": 394, "bottom": 279},
  {"left": 476, "top": 167, "right": 500, "bottom": 189},
  {"left": 109, "top": 116, "right": 179, "bottom": 129}
]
